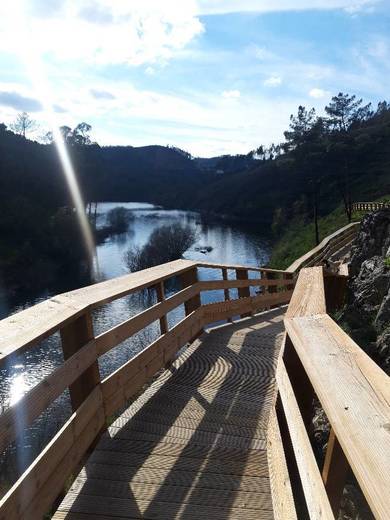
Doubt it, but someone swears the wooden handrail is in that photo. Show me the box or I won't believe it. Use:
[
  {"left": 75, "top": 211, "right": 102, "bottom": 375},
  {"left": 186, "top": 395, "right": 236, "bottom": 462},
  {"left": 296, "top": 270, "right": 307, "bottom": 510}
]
[
  {"left": 0, "top": 259, "right": 197, "bottom": 364},
  {"left": 352, "top": 201, "right": 390, "bottom": 212},
  {"left": 0, "top": 258, "right": 293, "bottom": 519},
  {"left": 0, "top": 224, "right": 363, "bottom": 518},
  {"left": 280, "top": 266, "right": 390, "bottom": 519},
  {"left": 286, "top": 222, "right": 359, "bottom": 274}
]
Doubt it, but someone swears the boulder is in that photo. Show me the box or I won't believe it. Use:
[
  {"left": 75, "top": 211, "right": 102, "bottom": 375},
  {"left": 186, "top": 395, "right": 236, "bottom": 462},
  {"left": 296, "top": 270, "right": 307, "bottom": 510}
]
[
  {"left": 342, "top": 210, "right": 390, "bottom": 374},
  {"left": 349, "top": 208, "right": 390, "bottom": 276}
]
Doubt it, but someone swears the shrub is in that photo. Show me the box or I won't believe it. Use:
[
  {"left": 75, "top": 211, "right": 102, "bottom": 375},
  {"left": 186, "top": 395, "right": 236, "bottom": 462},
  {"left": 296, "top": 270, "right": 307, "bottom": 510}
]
[
  {"left": 125, "top": 223, "right": 197, "bottom": 272},
  {"left": 106, "top": 207, "right": 133, "bottom": 233}
]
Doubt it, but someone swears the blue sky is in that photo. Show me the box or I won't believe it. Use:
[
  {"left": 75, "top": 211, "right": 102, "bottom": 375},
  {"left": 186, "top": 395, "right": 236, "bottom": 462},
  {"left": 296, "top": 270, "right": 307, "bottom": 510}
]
[{"left": 0, "top": 0, "right": 389, "bottom": 156}]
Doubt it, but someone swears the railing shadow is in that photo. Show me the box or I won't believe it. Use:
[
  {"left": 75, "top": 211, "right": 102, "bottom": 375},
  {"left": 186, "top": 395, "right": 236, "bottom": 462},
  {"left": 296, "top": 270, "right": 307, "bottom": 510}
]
[{"left": 61, "top": 308, "right": 285, "bottom": 518}]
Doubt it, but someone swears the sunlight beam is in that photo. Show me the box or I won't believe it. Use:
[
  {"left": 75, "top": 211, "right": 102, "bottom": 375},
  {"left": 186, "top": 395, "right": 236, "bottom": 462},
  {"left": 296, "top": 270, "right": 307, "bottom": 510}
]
[{"left": 7, "top": 0, "right": 96, "bottom": 262}]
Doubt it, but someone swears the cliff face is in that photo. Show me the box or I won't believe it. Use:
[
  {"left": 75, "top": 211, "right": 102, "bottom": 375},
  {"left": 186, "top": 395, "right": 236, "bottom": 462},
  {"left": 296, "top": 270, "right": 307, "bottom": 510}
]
[{"left": 342, "top": 209, "right": 390, "bottom": 373}]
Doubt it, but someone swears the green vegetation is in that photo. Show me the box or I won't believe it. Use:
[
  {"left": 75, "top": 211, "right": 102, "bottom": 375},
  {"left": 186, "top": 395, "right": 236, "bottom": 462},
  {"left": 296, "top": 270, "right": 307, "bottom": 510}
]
[
  {"left": 0, "top": 92, "right": 389, "bottom": 290},
  {"left": 269, "top": 207, "right": 352, "bottom": 268},
  {"left": 270, "top": 193, "right": 390, "bottom": 269}
]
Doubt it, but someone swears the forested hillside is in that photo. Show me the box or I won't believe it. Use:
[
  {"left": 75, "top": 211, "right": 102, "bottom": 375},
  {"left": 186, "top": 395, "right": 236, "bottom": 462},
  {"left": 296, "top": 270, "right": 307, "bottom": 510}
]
[
  {"left": 1, "top": 93, "right": 389, "bottom": 286},
  {"left": 191, "top": 95, "right": 390, "bottom": 227}
]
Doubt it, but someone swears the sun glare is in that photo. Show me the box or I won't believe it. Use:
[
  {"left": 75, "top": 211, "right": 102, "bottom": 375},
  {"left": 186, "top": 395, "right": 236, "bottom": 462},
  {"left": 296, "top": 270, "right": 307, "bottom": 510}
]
[{"left": 8, "top": 0, "right": 96, "bottom": 263}]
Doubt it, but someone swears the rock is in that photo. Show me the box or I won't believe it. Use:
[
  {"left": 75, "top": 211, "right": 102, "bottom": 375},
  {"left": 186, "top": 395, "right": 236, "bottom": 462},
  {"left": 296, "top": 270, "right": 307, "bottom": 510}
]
[
  {"left": 349, "top": 209, "right": 390, "bottom": 277},
  {"left": 342, "top": 210, "right": 390, "bottom": 374},
  {"left": 344, "top": 256, "right": 390, "bottom": 327},
  {"left": 377, "top": 328, "right": 390, "bottom": 372}
]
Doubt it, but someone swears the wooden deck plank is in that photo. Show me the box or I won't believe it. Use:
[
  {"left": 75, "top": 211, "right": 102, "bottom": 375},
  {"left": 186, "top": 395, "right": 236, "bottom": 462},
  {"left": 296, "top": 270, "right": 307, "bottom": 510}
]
[{"left": 55, "top": 308, "right": 292, "bottom": 520}]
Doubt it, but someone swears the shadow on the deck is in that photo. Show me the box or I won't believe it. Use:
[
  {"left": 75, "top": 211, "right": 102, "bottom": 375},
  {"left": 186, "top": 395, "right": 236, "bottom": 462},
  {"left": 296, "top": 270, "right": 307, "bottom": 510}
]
[{"left": 57, "top": 307, "right": 285, "bottom": 519}]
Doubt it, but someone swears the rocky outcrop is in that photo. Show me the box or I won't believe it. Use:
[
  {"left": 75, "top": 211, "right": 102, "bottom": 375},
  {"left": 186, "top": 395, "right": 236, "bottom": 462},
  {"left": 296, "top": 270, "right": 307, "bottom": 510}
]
[{"left": 342, "top": 209, "right": 390, "bottom": 373}]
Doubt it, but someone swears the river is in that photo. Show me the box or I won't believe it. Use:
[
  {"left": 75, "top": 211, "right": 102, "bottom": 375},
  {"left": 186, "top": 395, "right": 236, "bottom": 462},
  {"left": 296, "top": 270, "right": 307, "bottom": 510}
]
[{"left": 0, "top": 202, "right": 270, "bottom": 491}]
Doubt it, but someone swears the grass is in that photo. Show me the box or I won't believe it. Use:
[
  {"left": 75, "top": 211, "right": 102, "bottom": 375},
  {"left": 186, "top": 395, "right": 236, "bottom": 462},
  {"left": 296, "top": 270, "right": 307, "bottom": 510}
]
[
  {"left": 269, "top": 206, "right": 351, "bottom": 269},
  {"left": 270, "top": 194, "right": 390, "bottom": 270}
]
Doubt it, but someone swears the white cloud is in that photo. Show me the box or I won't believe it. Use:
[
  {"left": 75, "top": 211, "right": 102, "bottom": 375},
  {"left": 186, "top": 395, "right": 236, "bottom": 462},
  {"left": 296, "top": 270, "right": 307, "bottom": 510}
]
[
  {"left": 197, "top": 0, "right": 379, "bottom": 15},
  {"left": 264, "top": 76, "right": 282, "bottom": 87},
  {"left": 222, "top": 89, "right": 241, "bottom": 98},
  {"left": 0, "top": 1, "right": 204, "bottom": 66},
  {"left": 252, "top": 45, "right": 277, "bottom": 61},
  {"left": 309, "top": 87, "right": 330, "bottom": 98}
]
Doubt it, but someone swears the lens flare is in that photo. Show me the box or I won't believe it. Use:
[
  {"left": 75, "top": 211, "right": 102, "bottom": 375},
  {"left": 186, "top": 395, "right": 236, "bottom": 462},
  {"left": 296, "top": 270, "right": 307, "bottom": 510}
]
[{"left": 6, "top": 1, "right": 96, "bottom": 263}]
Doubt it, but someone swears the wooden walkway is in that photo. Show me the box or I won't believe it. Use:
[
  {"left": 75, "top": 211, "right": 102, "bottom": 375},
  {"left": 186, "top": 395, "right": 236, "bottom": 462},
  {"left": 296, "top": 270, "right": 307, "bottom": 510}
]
[{"left": 53, "top": 308, "right": 293, "bottom": 520}]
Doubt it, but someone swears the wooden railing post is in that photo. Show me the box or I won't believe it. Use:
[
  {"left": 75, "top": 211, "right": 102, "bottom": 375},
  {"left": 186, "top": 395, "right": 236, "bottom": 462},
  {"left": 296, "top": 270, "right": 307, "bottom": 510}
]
[
  {"left": 322, "top": 428, "right": 350, "bottom": 516},
  {"left": 60, "top": 312, "right": 100, "bottom": 410},
  {"left": 155, "top": 281, "right": 168, "bottom": 334},
  {"left": 222, "top": 268, "right": 232, "bottom": 322},
  {"left": 236, "top": 268, "right": 251, "bottom": 318},
  {"left": 264, "top": 271, "right": 278, "bottom": 310},
  {"left": 283, "top": 272, "right": 294, "bottom": 292},
  {"left": 180, "top": 267, "right": 201, "bottom": 315}
]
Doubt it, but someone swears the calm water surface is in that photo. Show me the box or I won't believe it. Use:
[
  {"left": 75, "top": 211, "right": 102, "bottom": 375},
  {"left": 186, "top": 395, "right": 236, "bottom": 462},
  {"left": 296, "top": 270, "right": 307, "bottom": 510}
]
[{"left": 0, "top": 203, "right": 270, "bottom": 489}]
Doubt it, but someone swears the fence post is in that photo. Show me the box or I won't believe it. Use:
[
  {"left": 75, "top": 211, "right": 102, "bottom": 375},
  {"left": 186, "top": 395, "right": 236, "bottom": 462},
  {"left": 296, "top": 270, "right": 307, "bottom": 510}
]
[
  {"left": 60, "top": 311, "right": 100, "bottom": 410},
  {"left": 284, "top": 272, "right": 294, "bottom": 292},
  {"left": 236, "top": 268, "right": 251, "bottom": 318},
  {"left": 156, "top": 281, "right": 168, "bottom": 334},
  {"left": 222, "top": 268, "right": 232, "bottom": 323},
  {"left": 180, "top": 267, "right": 201, "bottom": 315},
  {"left": 322, "top": 428, "right": 350, "bottom": 516}
]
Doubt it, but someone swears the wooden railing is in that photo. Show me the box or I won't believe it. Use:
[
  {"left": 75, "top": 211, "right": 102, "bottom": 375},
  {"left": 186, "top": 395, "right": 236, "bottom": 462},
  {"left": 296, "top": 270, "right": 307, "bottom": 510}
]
[
  {"left": 0, "top": 259, "right": 293, "bottom": 519},
  {"left": 286, "top": 222, "right": 359, "bottom": 275},
  {"left": 277, "top": 266, "right": 390, "bottom": 519},
  {"left": 353, "top": 201, "right": 390, "bottom": 212}
]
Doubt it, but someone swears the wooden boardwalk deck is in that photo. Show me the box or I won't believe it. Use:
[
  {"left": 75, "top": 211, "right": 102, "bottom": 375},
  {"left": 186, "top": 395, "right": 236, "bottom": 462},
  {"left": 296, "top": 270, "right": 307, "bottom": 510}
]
[{"left": 53, "top": 307, "right": 293, "bottom": 520}]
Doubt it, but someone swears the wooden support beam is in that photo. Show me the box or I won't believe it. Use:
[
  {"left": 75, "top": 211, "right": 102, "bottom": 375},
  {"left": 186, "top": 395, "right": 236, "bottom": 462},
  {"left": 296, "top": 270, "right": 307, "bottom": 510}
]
[
  {"left": 236, "top": 268, "right": 251, "bottom": 318},
  {"left": 276, "top": 359, "right": 334, "bottom": 520},
  {"left": 155, "top": 281, "right": 168, "bottom": 334},
  {"left": 60, "top": 312, "right": 100, "bottom": 411},
  {"left": 179, "top": 267, "right": 201, "bottom": 315},
  {"left": 322, "top": 429, "right": 350, "bottom": 516},
  {"left": 222, "top": 268, "right": 232, "bottom": 323},
  {"left": 283, "top": 334, "right": 314, "bottom": 429}
]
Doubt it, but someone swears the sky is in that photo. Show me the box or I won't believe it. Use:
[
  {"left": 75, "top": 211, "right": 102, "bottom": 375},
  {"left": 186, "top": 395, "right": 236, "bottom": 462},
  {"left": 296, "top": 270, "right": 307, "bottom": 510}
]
[{"left": 0, "top": 0, "right": 389, "bottom": 157}]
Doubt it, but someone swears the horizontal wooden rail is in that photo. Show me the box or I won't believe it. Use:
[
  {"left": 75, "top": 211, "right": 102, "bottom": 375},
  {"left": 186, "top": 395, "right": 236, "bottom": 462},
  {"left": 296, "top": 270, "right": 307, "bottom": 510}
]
[
  {"left": 0, "top": 387, "right": 104, "bottom": 520},
  {"left": 0, "top": 258, "right": 293, "bottom": 519},
  {"left": 277, "top": 358, "right": 334, "bottom": 520},
  {"left": 286, "top": 222, "right": 359, "bottom": 275},
  {"left": 0, "top": 340, "right": 97, "bottom": 456},
  {"left": 280, "top": 266, "right": 390, "bottom": 519},
  {"left": 0, "top": 259, "right": 197, "bottom": 365}
]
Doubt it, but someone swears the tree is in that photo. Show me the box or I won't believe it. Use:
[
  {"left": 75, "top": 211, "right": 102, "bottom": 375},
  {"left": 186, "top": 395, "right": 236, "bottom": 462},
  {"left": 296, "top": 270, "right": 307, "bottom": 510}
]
[
  {"left": 73, "top": 122, "right": 92, "bottom": 146},
  {"left": 106, "top": 207, "right": 133, "bottom": 233},
  {"left": 42, "top": 122, "right": 93, "bottom": 146},
  {"left": 325, "top": 93, "right": 372, "bottom": 222},
  {"left": 284, "top": 105, "right": 317, "bottom": 151},
  {"left": 325, "top": 93, "right": 372, "bottom": 132},
  {"left": 10, "top": 112, "right": 38, "bottom": 138},
  {"left": 125, "top": 223, "right": 197, "bottom": 272}
]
